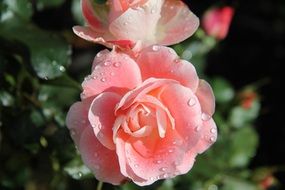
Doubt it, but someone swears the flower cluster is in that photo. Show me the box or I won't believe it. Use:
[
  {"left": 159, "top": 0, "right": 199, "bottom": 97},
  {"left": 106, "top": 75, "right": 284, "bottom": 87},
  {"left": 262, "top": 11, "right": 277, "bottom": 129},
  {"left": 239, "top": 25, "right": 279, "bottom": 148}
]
[{"left": 66, "top": 0, "right": 217, "bottom": 186}]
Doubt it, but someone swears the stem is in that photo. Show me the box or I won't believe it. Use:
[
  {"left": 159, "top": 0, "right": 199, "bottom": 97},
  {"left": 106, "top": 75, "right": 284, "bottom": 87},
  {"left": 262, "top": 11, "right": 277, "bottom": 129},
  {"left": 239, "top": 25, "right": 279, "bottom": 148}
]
[{"left": 97, "top": 181, "right": 103, "bottom": 190}]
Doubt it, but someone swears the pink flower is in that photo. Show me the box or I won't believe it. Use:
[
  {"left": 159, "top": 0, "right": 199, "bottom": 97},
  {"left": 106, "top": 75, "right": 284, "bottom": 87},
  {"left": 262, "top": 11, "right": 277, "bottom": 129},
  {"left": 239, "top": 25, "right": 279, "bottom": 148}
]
[
  {"left": 66, "top": 46, "right": 217, "bottom": 185},
  {"left": 202, "top": 6, "right": 234, "bottom": 40},
  {"left": 73, "top": 0, "right": 199, "bottom": 51}
]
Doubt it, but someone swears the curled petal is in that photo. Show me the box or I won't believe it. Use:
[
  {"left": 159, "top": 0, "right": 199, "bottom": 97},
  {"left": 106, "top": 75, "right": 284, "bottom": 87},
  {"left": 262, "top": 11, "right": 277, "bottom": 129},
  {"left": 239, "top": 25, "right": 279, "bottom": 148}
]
[
  {"left": 157, "top": 0, "right": 199, "bottom": 45},
  {"left": 88, "top": 92, "right": 122, "bottom": 150},
  {"left": 81, "top": 49, "right": 142, "bottom": 99},
  {"left": 79, "top": 127, "right": 126, "bottom": 185},
  {"left": 136, "top": 46, "right": 199, "bottom": 92},
  {"left": 195, "top": 80, "right": 215, "bottom": 116}
]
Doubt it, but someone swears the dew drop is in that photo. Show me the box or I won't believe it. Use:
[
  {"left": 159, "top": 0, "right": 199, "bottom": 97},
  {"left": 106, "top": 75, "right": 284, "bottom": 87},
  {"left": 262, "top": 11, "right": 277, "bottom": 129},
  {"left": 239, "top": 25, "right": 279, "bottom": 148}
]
[
  {"left": 150, "top": 177, "right": 155, "bottom": 181},
  {"left": 195, "top": 125, "right": 201, "bottom": 132},
  {"left": 168, "top": 149, "right": 174, "bottom": 153},
  {"left": 96, "top": 52, "right": 102, "bottom": 57},
  {"left": 134, "top": 164, "right": 139, "bottom": 168},
  {"left": 210, "top": 136, "right": 216, "bottom": 142},
  {"left": 163, "top": 173, "right": 168, "bottom": 178},
  {"left": 100, "top": 78, "right": 106, "bottom": 82},
  {"left": 113, "top": 62, "right": 121, "bottom": 68},
  {"left": 103, "top": 60, "right": 111, "bottom": 66},
  {"left": 110, "top": 72, "right": 115, "bottom": 76},
  {"left": 91, "top": 75, "right": 97, "bottom": 79},
  {"left": 201, "top": 113, "right": 211, "bottom": 121},
  {"left": 151, "top": 8, "right": 156, "bottom": 14},
  {"left": 43, "top": 76, "right": 48, "bottom": 80},
  {"left": 152, "top": 45, "right": 159, "bottom": 51},
  {"left": 59, "top": 66, "right": 65, "bottom": 72},
  {"left": 170, "top": 6, "right": 174, "bottom": 10},
  {"left": 78, "top": 172, "right": 82, "bottom": 178},
  {"left": 154, "top": 160, "right": 162, "bottom": 164},
  {"left": 210, "top": 128, "right": 216, "bottom": 134},
  {"left": 172, "top": 141, "right": 177, "bottom": 145},
  {"left": 170, "top": 70, "right": 174, "bottom": 73},
  {"left": 160, "top": 167, "right": 167, "bottom": 172},
  {"left": 187, "top": 98, "right": 196, "bottom": 106},
  {"left": 123, "top": 21, "right": 128, "bottom": 25},
  {"left": 100, "top": 72, "right": 105, "bottom": 76}
]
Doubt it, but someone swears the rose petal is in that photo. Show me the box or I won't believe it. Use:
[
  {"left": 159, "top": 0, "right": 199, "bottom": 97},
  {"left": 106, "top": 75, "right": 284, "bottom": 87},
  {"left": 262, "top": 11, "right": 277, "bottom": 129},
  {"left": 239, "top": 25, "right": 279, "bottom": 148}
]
[
  {"left": 157, "top": 0, "right": 199, "bottom": 45},
  {"left": 79, "top": 126, "right": 126, "bottom": 185},
  {"left": 159, "top": 83, "right": 202, "bottom": 149},
  {"left": 195, "top": 80, "right": 215, "bottom": 116},
  {"left": 109, "top": 0, "right": 163, "bottom": 46},
  {"left": 88, "top": 92, "right": 122, "bottom": 150},
  {"left": 122, "top": 129, "right": 187, "bottom": 185},
  {"left": 73, "top": 26, "right": 114, "bottom": 48},
  {"left": 66, "top": 98, "right": 93, "bottom": 145},
  {"left": 175, "top": 149, "right": 197, "bottom": 174},
  {"left": 193, "top": 118, "right": 218, "bottom": 154},
  {"left": 136, "top": 46, "right": 199, "bottom": 91},
  {"left": 81, "top": 49, "right": 142, "bottom": 99},
  {"left": 82, "top": 0, "right": 106, "bottom": 32}
]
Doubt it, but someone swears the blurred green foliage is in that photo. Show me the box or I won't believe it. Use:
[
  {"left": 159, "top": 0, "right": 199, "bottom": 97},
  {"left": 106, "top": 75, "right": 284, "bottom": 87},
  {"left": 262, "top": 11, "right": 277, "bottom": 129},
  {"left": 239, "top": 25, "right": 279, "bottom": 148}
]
[{"left": 0, "top": 0, "right": 280, "bottom": 190}]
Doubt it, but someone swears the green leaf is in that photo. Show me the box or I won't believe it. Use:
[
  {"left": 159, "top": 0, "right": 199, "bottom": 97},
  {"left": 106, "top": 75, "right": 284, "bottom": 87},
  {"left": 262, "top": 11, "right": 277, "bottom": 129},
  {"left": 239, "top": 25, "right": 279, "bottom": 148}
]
[
  {"left": 72, "top": 0, "right": 84, "bottom": 24},
  {"left": 222, "top": 176, "right": 258, "bottom": 190},
  {"left": 229, "top": 100, "right": 260, "bottom": 128},
  {"left": 212, "top": 77, "right": 235, "bottom": 104},
  {"left": 0, "top": 19, "right": 72, "bottom": 79},
  {"left": 228, "top": 127, "right": 259, "bottom": 168},
  {"left": 36, "top": 0, "right": 65, "bottom": 11},
  {"left": 0, "top": 0, "right": 33, "bottom": 21}
]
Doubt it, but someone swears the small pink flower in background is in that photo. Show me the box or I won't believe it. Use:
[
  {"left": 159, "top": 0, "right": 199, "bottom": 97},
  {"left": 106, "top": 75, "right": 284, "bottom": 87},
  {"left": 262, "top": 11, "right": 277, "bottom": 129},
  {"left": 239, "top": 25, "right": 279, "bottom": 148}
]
[
  {"left": 202, "top": 6, "right": 234, "bottom": 40},
  {"left": 73, "top": 0, "right": 199, "bottom": 51},
  {"left": 66, "top": 46, "right": 217, "bottom": 185}
]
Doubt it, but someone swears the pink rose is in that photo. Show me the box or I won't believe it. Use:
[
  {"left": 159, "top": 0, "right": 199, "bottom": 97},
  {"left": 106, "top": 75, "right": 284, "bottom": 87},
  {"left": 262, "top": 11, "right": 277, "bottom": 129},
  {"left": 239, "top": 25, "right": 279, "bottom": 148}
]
[
  {"left": 66, "top": 46, "right": 217, "bottom": 185},
  {"left": 202, "top": 6, "right": 234, "bottom": 40},
  {"left": 73, "top": 0, "right": 199, "bottom": 50}
]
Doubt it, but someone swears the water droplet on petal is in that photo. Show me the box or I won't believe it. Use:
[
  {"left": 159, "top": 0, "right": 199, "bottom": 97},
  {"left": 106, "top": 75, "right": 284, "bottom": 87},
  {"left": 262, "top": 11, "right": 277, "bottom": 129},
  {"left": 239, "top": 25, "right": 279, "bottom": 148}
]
[
  {"left": 195, "top": 125, "right": 201, "bottom": 132},
  {"left": 170, "top": 70, "right": 174, "bottom": 73},
  {"left": 113, "top": 62, "right": 121, "bottom": 68},
  {"left": 97, "top": 52, "right": 102, "bottom": 57},
  {"left": 187, "top": 98, "right": 196, "bottom": 106},
  {"left": 100, "top": 78, "right": 106, "bottom": 82},
  {"left": 134, "top": 164, "right": 139, "bottom": 168},
  {"left": 154, "top": 160, "right": 162, "bottom": 164},
  {"left": 160, "top": 167, "right": 167, "bottom": 172},
  {"left": 210, "top": 136, "right": 216, "bottom": 142},
  {"left": 201, "top": 113, "right": 211, "bottom": 121},
  {"left": 170, "top": 6, "right": 174, "bottom": 10},
  {"left": 103, "top": 60, "right": 111, "bottom": 66},
  {"left": 110, "top": 72, "right": 115, "bottom": 76},
  {"left": 152, "top": 45, "right": 159, "bottom": 51},
  {"left": 91, "top": 75, "right": 97, "bottom": 79},
  {"left": 78, "top": 172, "right": 82, "bottom": 178},
  {"left": 172, "top": 141, "right": 177, "bottom": 145},
  {"left": 150, "top": 177, "right": 155, "bottom": 181},
  {"left": 100, "top": 72, "right": 105, "bottom": 76},
  {"left": 151, "top": 8, "right": 156, "bottom": 14},
  {"left": 174, "top": 59, "right": 180, "bottom": 63},
  {"left": 163, "top": 173, "right": 168, "bottom": 178},
  {"left": 210, "top": 128, "right": 216, "bottom": 134},
  {"left": 123, "top": 21, "right": 128, "bottom": 25},
  {"left": 168, "top": 149, "right": 174, "bottom": 153}
]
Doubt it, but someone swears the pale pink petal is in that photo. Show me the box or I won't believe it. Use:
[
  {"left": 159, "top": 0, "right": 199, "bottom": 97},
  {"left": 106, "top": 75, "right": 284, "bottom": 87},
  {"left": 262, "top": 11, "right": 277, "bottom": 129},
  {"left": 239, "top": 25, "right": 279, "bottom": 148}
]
[
  {"left": 157, "top": 0, "right": 199, "bottom": 45},
  {"left": 82, "top": 0, "right": 106, "bottom": 32},
  {"left": 88, "top": 92, "right": 121, "bottom": 150},
  {"left": 122, "top": 128, "right": 187, "bottom": 185},
  {"left": 195, "top": 80, "right": 215, "bottom": 116},
  {"left": 175, "top": 149, "right": 197, "bottom": 174},
  {"left": 73, "top": 26, "right": 114, "bottom": 48},
  {"left": 116, "top": 131, "right": 148, "bottom": 184},
  {"left": 66, "top": 98, "right": 93, "bottom": 145},
  {"left": 109, "top": 0, "right": 163, "bottom": 46},
  {"left": 81, "top": 49, "right": 142, "bottom": 99},
  {"left": 136, "top": 46, "right": 199, "bottom": 91},
  {"left": 159, "top": 83, "right": 203, "bottom": 149},
  {"left": 115, "top": 78, "right": 178, "bottom": 112},
  {"left": 79, "top": 126, "right": 126, "bottom": 185},
  {"left": 193, "top": 118, "right": 218, "bottom": 154}
]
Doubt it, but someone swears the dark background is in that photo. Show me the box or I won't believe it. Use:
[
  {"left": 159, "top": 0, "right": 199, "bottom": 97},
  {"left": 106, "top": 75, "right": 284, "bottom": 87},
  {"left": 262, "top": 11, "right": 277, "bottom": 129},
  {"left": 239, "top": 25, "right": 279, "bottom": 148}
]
[{"left": 32, "top": 0, "right": 285, "bottom": 187}]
